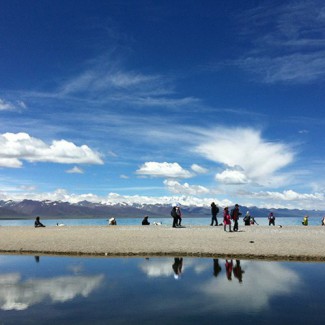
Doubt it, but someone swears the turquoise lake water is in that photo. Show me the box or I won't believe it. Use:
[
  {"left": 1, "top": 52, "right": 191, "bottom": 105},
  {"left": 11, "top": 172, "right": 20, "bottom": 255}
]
[
  {"left": 0, "top": 255, "right": 324, "bottom": 324},
  {"left": 0, "top": 216, "right": 323, "bottom": 227}
]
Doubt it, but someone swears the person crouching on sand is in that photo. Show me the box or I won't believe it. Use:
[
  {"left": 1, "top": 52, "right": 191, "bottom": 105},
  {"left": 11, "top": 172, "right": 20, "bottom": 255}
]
[
  {"left": 108, "top": 217, "right": 117, "bottom": 225},
  {"left": 34, "top": 216, "right": 45, "bottom": 228},
  {"left": 223, "top": 207, "right": 232, "bottom": 232}
]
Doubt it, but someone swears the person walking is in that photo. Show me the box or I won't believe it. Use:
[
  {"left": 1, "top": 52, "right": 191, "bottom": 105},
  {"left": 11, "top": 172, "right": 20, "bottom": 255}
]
[
  {"left": 210, "top": 202, "right": 219, "bottom": 226},
  {"left": 231, "top": 204, "right": 241, "bottom": 232},
  {"left": 176, "top": 206, "right": 182, "bottom": 227}
]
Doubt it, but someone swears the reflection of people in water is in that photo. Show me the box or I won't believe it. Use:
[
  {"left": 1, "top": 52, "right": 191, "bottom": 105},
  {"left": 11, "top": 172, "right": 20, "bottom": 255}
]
[
  {"left": 225, "top": 260, "right": 233, "bottom": 281},
  {"left": 213, "top": 259, "right": 222, "bottom": 278},
  {"left": 34, "top": 256, "right": 40, "bottom": 263},
  {"left": 34, "top": 216, "right": 46, "bottom": 227},
  {"left": 172, "top": 257, "right": 183, "bottom": 279},
  {"left": 233, "top": 260, "right": 245, "bottom": 283}
]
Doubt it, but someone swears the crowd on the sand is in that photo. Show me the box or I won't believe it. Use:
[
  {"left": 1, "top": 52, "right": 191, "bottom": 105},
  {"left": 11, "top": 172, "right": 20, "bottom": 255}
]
[{"left": 33, "top": 203, "right": 325, "bottom": 229}]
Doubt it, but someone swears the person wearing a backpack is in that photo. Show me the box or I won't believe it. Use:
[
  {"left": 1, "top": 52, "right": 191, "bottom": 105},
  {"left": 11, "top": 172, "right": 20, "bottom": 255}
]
[{"left": 231, "top": 204, "right": 242, "bottom": 232}]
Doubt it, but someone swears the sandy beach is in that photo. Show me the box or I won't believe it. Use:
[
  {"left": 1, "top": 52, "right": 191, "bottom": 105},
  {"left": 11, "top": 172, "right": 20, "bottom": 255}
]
[{"left": 0, "top": 225, "right": 324, "bottom": 261}]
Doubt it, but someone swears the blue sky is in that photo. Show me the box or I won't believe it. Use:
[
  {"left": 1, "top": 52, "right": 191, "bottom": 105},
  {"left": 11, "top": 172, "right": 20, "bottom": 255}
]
[{"left": 1, "top": 0, "right": 325, "bottom": 209}]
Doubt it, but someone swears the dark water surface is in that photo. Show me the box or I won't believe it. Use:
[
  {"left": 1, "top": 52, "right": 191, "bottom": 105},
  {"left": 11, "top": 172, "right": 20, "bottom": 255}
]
[{"left": 0, "top": 255, "right": 324, "bottom": 324}]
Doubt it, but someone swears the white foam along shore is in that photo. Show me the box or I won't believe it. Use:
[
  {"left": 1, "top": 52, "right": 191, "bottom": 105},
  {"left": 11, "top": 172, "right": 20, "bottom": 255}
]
[{"left": 0, "top": 225, "right": 325, "bottom": 261}]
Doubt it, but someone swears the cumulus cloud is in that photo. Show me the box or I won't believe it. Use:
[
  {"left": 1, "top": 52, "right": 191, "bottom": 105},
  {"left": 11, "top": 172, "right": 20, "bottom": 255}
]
[
  {"left": 215, "top": 169, "right": 249, "bottom": 185},
  {"left": 191, "top": 164, "right": 208, "bottom": 174},
  {"left": 136, "top": 162, "right": 192, "bottom": 178},
  {"left": 164, "top": 179, "right": 210, "bottom": 195},
  {"left": 0, "top": 273, "right": 104, "bottom": 311},
  {"left": 66, "top": 166, "right": 84, "bottom": 174},
  {"left": 195, "top": 128, "right": 294, "bottom": 186},
  {"left": 0, "top": 133, "right": 103, "bottom": 168}
]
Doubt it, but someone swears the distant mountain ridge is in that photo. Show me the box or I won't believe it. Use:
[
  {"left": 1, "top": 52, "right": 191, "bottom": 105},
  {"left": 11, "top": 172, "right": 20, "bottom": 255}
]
[{"left": 0, "top": 199, "right": 324, "bottom": 219}]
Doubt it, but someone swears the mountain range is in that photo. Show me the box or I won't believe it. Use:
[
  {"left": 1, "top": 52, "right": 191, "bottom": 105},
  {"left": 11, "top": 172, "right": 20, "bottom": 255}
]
[{"left": 0, "top": 199, "right": 324, "bottom": 219}]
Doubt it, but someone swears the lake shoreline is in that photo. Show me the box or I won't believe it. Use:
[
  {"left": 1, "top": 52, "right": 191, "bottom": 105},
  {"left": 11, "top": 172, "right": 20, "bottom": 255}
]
[{"left": 1, "top": 225, "right": 325, "bottom": 261}]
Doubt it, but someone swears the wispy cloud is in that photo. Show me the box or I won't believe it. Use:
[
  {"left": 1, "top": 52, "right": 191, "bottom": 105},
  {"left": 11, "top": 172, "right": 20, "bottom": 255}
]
[
  {"left": 194, "top": 127, "right": 294, "bottom": 186},
  {"left": 236, "top": 0, "right": 325, "bottom": 84},
  {"left": 0, "top": 98, "right": 26, "bottom": 111}
]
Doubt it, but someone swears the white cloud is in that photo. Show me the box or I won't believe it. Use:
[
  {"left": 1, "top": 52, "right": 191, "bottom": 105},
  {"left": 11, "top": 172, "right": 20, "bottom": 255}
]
[
  {"left": 199, "top": 261, "right": 300, "bottom": 312},
  {"left": 191, "top": 164, "right": 208, "bottom": 174},
  {"left": 164, "top": 179, "right": 210, "bottom": 195},
  {"left": 237, "top": 1, "right": 325, "bottom": 84},
  {"left": 66, "top": 166, "right": 84, "bottom": 174},
  {"left": 195, "top": 128, "right": 294, "bottom": 186},
  {"left": 0, "top": 132, "right": 103, "bottom": 168},
  {"left": 0, "top": 98, "right": 26, "bottom": 111},
  {"left": 0, "top": 273, "right": 104, "bottom": 311},
  {"left": 215, "top": 169, "right": 249, "bottom": 185},
  {"left": 0, "top": 99, "right": 15, "bottom": 111},
  {"left": 239, "top": 53, "right": 325, "bottom": 84},
  {"left": 251, "top": 189, "right": 324, "bottom": 201},
  {"left": 136, "top": 162, "right": 193, "bottom": 178}
]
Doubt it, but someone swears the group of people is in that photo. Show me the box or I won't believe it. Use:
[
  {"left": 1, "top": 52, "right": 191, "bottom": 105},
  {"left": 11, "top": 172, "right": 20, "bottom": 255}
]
[
  {"left": 211, "top": 202, "right": 276, "bottom": 232},
  {"left": 170, "top": 205, "right": 182, "bottom": 228},
  {"left": 35, "top": 207, "right": 325, "bottom": 229}
]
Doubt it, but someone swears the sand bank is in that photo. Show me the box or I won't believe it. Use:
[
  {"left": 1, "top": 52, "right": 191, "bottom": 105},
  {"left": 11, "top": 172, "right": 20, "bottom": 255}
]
[{"left": 0, "top": 225, "right": 324, "bottom": 261}]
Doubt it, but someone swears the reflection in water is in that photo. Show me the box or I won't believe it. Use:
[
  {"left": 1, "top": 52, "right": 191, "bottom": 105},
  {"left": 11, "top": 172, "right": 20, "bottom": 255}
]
[
  {"left": 233, "top": 260, "right": 244, "bottom": 283},
  {"left": 0, "top": 255, "right": 323, "bottom": 324},
  {"left": 172, "top": 258, "right": 183, "bottom": 280},
  {"left": 0, "top": 272, "right": 104, "bottom": 311},
  {"left": 213, "top": 259, "right": 222, "bottom": 278}
]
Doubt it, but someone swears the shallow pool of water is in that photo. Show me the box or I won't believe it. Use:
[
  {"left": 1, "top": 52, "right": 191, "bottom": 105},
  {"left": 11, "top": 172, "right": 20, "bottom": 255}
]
[{"left": 0, "top": 255, "right": 324, "bottom": 324}]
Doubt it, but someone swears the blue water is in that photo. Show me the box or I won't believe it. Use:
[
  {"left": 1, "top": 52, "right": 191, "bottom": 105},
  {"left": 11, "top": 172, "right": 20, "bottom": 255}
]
[
  {"left": 0, "top": 216, "right": 323, "bottom": 227},
  {"left": 0, "top": 255, "right": 324, "bottom": 324}
]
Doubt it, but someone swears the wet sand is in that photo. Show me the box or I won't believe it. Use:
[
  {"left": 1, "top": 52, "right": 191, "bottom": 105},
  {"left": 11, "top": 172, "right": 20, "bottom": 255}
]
[{"left": 0, "top": 225, "right": 324, "bottom": 261}]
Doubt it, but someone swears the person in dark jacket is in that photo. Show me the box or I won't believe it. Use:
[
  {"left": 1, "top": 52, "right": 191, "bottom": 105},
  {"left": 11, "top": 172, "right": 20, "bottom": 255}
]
[
  {"left": 210, "top": 202, "right": 219, "bottom": 226},
  {"left": 34, "top": 216, "right": 45, "bottom": 228},
  {"left": 171, "top": 206, "right": 178, "bottom": 228},
  {"left": 142, "top": 216, "right": 150, "bottom": 225},
  {"left": 231, "top": 204, "right": 242, "bottom": 232}
]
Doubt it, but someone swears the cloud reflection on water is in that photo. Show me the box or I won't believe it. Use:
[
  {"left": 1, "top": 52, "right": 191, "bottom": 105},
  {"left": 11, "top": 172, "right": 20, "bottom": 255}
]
[
  {"left": 0, "top": 273, "right": 104, "bottom": 311},
  {"left": 139, "top": 258, "right": 301, "bottom": 313}
]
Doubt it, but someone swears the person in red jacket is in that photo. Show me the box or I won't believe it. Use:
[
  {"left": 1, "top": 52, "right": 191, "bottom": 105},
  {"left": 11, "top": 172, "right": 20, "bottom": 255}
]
[{"left": 223, "top": 207, "right": 232, "bottom": 232}]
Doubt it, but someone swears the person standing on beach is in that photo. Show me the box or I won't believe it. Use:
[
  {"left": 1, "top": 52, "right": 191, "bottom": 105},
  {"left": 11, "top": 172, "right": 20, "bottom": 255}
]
[
  {"left": 302, "top": 215, "right": 308, "bottom": 226},
  {"left": 223, "top": 207, "right": 231, "bottom": 232},
  {"left": 34, "top": 216, "right": 45, "bottom": 228},
  {"left": 210, "top": 202, "right": 219, "bottom": 226},
  {"left": 176, "top": 206, "right": 182, "bottom": 227},
  {"left": 171, "top": 206, "right": 178, "bottom": 228},
  {"left": 322, "top": 217, "right": 325, "bottom": 226},
  {"left": 231, "top": 204, "right": 241, "bottom": 232},
  {"left": 268, "top": 212, "right": 276, "bottom": 226}
]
